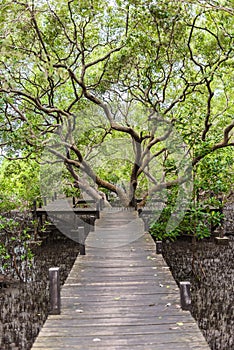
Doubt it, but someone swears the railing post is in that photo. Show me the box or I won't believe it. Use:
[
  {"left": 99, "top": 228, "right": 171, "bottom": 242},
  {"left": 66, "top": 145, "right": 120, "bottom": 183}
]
[
  {"left": 96, "top": 202, "right": 100, "bottom": 219},
  {"left": 143, "top": 219, "right": 149, "bottom": 231},
  {"left": 32, "top": 200, "right": 37, "bottom": 219},
  {"left": 100, "top": 198, "right": 104, "bottom": 210},
  {"left": 90, "top": 215, "right": 95, "bottom": 231},
  {"left": 156, "top": 241, "right": 162, "bottom": 254},
  {"left": 78, "top": 226, "right": 86, "bottom": 255},
  {"left": 49, "top": 267, "right": 61, "bottom": 315},
  {"left": 180, "top": 281, "right": 191, "bottom": 311}
]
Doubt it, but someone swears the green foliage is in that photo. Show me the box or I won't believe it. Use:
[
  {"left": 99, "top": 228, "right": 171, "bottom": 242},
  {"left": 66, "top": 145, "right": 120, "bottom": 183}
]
[
  {"left": 0, "top": 0, "right": 233, "bottom": 224},
  {"left": 0, "top": 158, "right": 40, "bottom": 212},
  {"left": 196, "top": 148, "right": 233, "bottom": 199},
  {"left": 150, "top": 202, "right": 224, "bottom": 241},
  {"left": 0, "top": 214, "right": 34, "bottom": 280},
  {"left": 172, "top": 205, "right": 223, "bottom": 240},
  {"left": 150, "top": 205, "right": 179, "bottom": 241}
]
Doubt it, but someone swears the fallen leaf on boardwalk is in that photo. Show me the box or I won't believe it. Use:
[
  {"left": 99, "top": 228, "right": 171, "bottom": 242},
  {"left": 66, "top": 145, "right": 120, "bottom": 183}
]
[
  {"left": 166, "top": 285, "right": 170, "bottom": 288},
  {"left": 149, "top": 303, "right": 155, "bottom": 307},
  {"left": 169, "top": 326, "right": 179, "bottom": 330},
  {"left": 75, "top": 309, "right": 84, "bottom": 313},
  {"left": 93, "top": 338, "right": 101, "bottom": 342},
  {"left": 176, "top": 322, "right": 184, "bottom": 326},
  {"left": 147, "top": 256, "right": 156, "bottom": 260},
  {"left": 175, "top": 304, "right": 181, "bottom": 309},
  {"left": 114, "top": 297, "right": 121, "bottom": 300}
]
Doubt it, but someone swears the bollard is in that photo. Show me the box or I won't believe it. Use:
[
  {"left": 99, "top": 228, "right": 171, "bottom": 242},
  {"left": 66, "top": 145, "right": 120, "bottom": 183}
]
[
  {"left": 78, "top": 226, "right": 86, "bottom": 255},
  {"left": 156, "top": 241, "right": 162, "bottom": 254},
  {"left": 49, "top": 267, "right": 61, "bottom": 315},
  {"left": 180, "top": 281, "right": 191, "bottom": 311}
]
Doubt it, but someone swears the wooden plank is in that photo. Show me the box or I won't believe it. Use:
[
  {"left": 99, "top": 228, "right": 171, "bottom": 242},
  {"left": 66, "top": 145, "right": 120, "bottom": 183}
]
[
  {"left": 32, "top": 344, "right": 209, "bottom": 350},
  {"left": 33, "top": 334, "right": 209, "bottom": 349},
  {"left": 34, "top": 316, "right": 196, "bottom": 328},
  {"left": 45, "top": 313, "right": 192, "bottom": 322},
  {"left": 38, "top": 324, "right": 204, "bottom": 337},
  {"left": 32, "top": 333, "right": 210, "bottom": 349},
  {"left": 59, "top": 307, "right": 184, "bottom": 321},
  {"left": 31, "top": 210, "right": 210, "bottom": 350},
  {"left": 36, "top": 208, "right": 99, "bottom": 215}
]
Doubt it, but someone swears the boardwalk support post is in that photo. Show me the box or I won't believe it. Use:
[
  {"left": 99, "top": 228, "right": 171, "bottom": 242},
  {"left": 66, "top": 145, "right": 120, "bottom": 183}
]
[
  {"left": 100, "top": 198, "right": 104, "bottom": 210},
  {"left": 78, "top": 226, "right": 86, "bottom": 255},
  {"left": 90, "top": 215, "right": 96, "bottom": 231},
  {"left": 32, "top": 200, "right": 37, "bottom": 219},
  {"left": 49, "top": 267, "right": 61, "bottom": 315},
  {"left": 96, "top": 202, "right": 100, "bottom": 219},
  {"left": 156, "top": 241, "right": 162, "bottom": 254},
  {"left": 180, "top": 281, "right": 191, "bottom": 310}
]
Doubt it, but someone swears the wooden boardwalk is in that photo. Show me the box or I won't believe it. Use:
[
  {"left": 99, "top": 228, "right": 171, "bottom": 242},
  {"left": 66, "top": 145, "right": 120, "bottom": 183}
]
[{"left": 32, "top": 210, "right": 210, "bottom": 349}]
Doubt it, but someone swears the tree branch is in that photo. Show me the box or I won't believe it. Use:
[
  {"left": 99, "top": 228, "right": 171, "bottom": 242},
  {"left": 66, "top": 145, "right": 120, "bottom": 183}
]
[
  {"left": 201, "top": 79, "right": 214, "bottom": 141},
  {"left": 193, "top": 120, "right": 234, "bottom": 165}
]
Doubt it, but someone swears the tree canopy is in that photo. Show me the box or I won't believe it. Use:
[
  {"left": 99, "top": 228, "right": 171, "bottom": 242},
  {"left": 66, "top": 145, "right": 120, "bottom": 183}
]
[{"left": 0, "top": 0, "right": 233, "bottom": 211}]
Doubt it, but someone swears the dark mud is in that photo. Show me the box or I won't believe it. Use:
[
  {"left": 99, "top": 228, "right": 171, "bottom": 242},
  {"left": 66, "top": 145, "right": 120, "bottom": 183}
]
[
  {"left": 163, "top": 236, "right": 234, "bottom": 350},
  {"left": 0, "top": 236, "right": 79, "bottom": 350}
]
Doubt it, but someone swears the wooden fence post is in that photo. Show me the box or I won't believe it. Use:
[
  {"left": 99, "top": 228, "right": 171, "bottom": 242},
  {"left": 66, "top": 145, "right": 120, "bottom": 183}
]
[
  {"left": 96, "top": 202, "right": 100, "bottom": 219},
  {"left": 78, "top": 226, "right": 86, "bottom": 255},
  {"left": 100, "top": 198, "right": 104, "bottom": 210},
  {"left": 49, "top": 267, "right": 61, "bottom": 315},
  {"left": 90, "top": 215, "right": 95, "bottom": 231},
  {"left": 156, "top": 241, "right": 162, "bottom": 254},
  {"left": 72, "top": 197, "right": 76, "bottom": 207},
  {"left": 32, "top": 200, "right": 37, "bottom": 220},
  {"left": 180, "top": 281, "right": 191, "bottom": 310}
]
